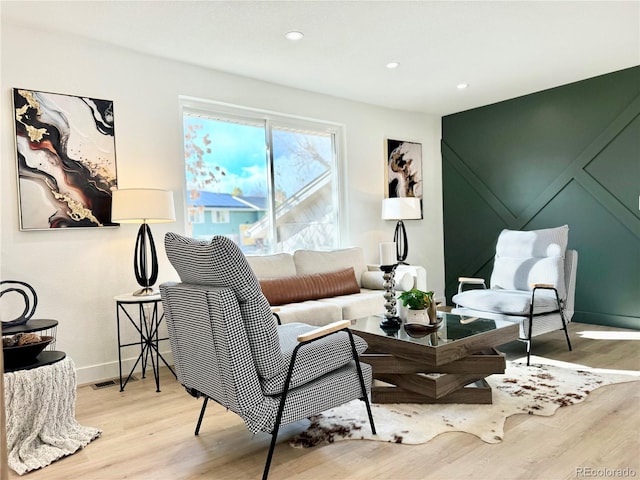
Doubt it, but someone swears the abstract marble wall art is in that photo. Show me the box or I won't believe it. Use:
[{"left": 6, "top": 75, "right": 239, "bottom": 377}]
[
  {"left": 13, "top": 88, "right": 118, "bottom": 230},
  {"left": 385, "top": 138, "right": 422, "bottom": 199}
]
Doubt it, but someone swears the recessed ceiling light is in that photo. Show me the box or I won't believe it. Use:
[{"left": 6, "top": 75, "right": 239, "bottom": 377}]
[
  {"left": 285, "top": 31, "right": 304, "bottom": 41},
  {"left": 386, "top": 62, "right": 400, "bottom": 69},
  {"left": 457, "top": 83, "right": 469, "bottom": 90}
]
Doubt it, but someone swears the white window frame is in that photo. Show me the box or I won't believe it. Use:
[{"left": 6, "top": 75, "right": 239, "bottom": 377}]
[{"left": 179, "top": 96, "right": 348, "bottom": 250}]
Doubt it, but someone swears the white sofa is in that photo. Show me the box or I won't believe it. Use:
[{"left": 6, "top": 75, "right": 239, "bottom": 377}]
[{"left": 246, "top": 247, "right": 426, "bottom": 326}]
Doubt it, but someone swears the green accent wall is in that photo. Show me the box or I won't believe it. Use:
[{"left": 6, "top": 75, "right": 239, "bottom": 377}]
[{"left": 442, "top": 66, "right": 640, "bottom": 329}]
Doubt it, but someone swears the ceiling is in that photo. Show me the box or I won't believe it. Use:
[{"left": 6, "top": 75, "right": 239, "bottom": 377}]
[{"left": 2, "top": 1, "right": 639, "bottom": 116}]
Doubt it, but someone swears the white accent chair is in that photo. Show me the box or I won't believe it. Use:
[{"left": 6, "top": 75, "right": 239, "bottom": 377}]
[{"left": 452, "top": 225, "right": 576, "bottom": 365}]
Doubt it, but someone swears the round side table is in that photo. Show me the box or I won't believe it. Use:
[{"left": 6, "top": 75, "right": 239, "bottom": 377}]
[{"left": 3, "top": 319, "right": 63, "bottom": 372}]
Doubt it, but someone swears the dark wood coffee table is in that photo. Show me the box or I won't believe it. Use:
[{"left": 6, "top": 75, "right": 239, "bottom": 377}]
[{"left": 350, "top": 312, "right": 519, "bottom": 404}]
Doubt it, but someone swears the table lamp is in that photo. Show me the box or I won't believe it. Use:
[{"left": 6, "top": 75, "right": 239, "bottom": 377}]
[
  {"left": 111, "top": 188, "right": 175, "bottom": 296},
  {"left": 381, "top": 197, "right": 421, "bottom": 263}
]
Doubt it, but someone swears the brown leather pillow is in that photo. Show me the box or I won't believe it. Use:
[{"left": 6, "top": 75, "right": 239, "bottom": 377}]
[{"left": 259, "top": 268, "right": 361, "bottom": 306}]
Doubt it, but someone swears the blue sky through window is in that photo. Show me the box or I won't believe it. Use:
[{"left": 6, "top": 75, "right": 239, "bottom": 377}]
[
  {"left": 184, "top": 115, "right": 331, "bottom": 200},
  {"left": 184, "top": 115, "right": 267, "bottom": 198}
]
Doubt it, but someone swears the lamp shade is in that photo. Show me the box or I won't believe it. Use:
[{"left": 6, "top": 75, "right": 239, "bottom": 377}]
[
  {"left": 111, "top": 188, "right": 175, "bottom": 224},
  {"left": 381, "top": 197, "right": 421, "bottom": 221}
]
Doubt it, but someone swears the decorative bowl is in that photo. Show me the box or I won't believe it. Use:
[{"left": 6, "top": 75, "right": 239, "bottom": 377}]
[
  {"left": 3, "top": 336, "right": 54, "bottom": 367},
  {"left": 403, "top": 320, "right": 443, "bottom": 338}
]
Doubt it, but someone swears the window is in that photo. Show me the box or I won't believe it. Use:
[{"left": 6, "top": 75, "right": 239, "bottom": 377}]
[
  {"left": 180, "top": 98, "right": 344, "bottom": 253},
  {"left": 211, "top": 210, "right": 230, "bottom": 224},
  {"left": 188, "top": 207, "right": 204, "bottom": 224}
]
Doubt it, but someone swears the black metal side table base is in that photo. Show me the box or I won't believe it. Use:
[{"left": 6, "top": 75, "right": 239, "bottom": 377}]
[{"left": 114, "top": 293, "right": 176, "bottom": 392}]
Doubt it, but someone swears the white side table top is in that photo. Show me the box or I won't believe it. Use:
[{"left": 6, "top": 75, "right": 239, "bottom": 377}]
[{"left": 114, "top": 292, "right": 162, "bottom": 303}]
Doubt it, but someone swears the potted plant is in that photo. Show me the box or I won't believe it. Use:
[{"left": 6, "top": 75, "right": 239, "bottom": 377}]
[{"left": 398, "top": 288, "right": 437, "bottom": 325}]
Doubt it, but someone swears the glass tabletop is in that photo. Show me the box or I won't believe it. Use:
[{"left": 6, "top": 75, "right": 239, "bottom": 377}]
[{"left": 350, "top": 311, "right": 515, "bottom": 347}]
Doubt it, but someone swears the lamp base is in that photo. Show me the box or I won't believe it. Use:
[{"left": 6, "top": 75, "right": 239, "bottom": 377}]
[
  {"left": 133, "top": 287, "right": 157, "bottom": 296},
  {"left": 379, "top": 263, "right": 401, "bottom": 333},
  {"left": 132, "top": 222, "right": 159, "bottom": 297},
  {"left": 394, "top": 220, "right": 409, "bottom": 263}
]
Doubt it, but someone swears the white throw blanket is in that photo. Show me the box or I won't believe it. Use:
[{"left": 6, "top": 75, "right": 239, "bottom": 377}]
[{"left": 4, "top": 357, "right": 102, "bottom": 475}]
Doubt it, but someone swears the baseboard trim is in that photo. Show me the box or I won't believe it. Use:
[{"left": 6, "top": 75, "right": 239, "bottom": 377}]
[
  {"left": 75, "top": 350, "right": 175, "bottom": 386},
  {"left": 574, "top": 311, "right": 639, "bottom": 330}
]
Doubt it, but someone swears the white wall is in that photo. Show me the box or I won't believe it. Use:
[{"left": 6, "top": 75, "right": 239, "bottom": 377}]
[{"left": 1, "top": 23, "right": 444, "bottom": 384}]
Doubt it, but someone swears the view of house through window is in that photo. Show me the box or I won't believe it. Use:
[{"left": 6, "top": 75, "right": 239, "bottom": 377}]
[{"left": 182, "top": 101, "right": 341, "bottom": 253}]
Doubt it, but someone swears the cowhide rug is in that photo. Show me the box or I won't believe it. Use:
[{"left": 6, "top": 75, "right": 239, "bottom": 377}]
[{"left": 289, "top": 357, "right": 640, "bottom": 448}]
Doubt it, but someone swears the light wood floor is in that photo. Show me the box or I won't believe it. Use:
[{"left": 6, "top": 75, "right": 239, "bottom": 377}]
[{"left": 7, "top": 322, "right": 640, "bottom": 480}]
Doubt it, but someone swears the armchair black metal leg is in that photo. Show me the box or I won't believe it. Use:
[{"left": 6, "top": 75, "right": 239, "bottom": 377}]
[
  {"left": 195, "top": 397, "right": 209, "bottom": 436},
  {"left": 562, "top": 320, "right": 572, "bottom": 352},
  {"left": 528, "top": 286, "right": 574, "bottom": 366},
  {"left": 527, "top": 305, "right": 534, "bottom": 367},
  {"left": 347, "top": 330, "right": 376, "bottom": 435},
  {"left": 263, "top": 344, "right": 300, "bottom": 480},
  {"left": 555, "top": 291, "right": 573, "bottom": 353},
  {"left": 359, "top": 393, "right": 376, "bottom": 436},
  {"left": 262, "top": 329, "right": 377, "bottom": 479},
  {"left": 263, "top": 422, "right": 281, "bottom": 480}
]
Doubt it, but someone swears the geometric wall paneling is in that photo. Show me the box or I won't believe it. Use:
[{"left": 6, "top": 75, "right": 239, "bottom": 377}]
[
  {"left": 572, "top": 95, "right": 640, "bottom": 239},
  {"left": 534, "top": 180, "right": 639, "bottom": 327},
  {"left": 441, "top": 158, "right": 505, "bottom": 292},
  {"left": 442, "top": 67, "right": 640, "bottom": 220},
  {"left": 442, "top": 66, "right": 640, "bottom": 329},
  {"left": 441, "top": 145, "right": 510, "bottom": 284},
  {"left": 583, "top": 112, "right": 640, "bottom": 224}
]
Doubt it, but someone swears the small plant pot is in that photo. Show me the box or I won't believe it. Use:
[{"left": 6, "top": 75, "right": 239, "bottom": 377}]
[{"left": 406, "top": 308, "right": 430, "bottom": 325}]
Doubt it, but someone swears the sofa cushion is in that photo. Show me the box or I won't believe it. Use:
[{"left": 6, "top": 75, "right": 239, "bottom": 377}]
[
  {"left": 259, "top": 268, "right": 360, "bottom": 306},
  {"left": 164, "top": 233, "right": 284, "bottom": 380},
  {"left": 319, "top": 289, "right": 386, "bottom": 320},
  {"left": 293, "top": 247, "right": 367, "bottom": 287},
  {"left": 495, "top": 225, "right": 568, "bottom": 258},
  {"left": 452, "top": 288, "right": 559, "bottom": 316},
  {"left": 261, "top": 322, "right": 368, "bottom": 396},
  {"left": 246, "top": 252, "right": 297, "bottom": 279},
  {"left": 490, "top": 225, "right": 569, "bottom": 299},
  {"left": 273, "top": 301, "right": 343, "bottom": 326},
  {"left": 491, "top": 256, "right": 565, "bottom": 296}
]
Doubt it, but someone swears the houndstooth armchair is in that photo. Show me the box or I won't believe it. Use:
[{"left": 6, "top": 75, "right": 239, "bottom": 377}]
[{"left": 159, "top": 233, "right": 375, "bottom": 480}]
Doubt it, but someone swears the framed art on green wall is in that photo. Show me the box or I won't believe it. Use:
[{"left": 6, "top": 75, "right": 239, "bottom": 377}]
[{"left": 12, "top": 88, "right": 118, "bottom": 230}]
